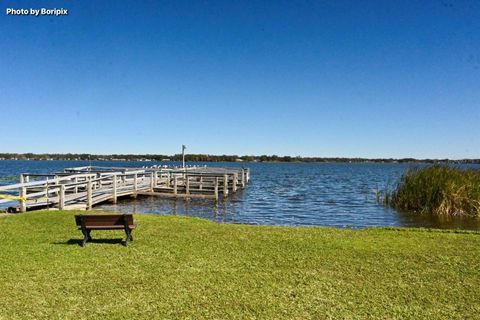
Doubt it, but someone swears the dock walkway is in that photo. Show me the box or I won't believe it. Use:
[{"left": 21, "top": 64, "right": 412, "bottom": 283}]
[{"left": 0, "top": 166, "right": 250, "bottom": 212}]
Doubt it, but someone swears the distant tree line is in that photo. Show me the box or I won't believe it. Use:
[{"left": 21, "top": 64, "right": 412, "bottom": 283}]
[{"left": 0, "top": 153, "right": 479, "bottom": 163}]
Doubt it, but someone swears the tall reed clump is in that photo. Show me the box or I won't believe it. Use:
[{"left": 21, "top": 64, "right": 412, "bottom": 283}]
[{"left": 386, "top": 166, "right": 480, "bottom": 216}]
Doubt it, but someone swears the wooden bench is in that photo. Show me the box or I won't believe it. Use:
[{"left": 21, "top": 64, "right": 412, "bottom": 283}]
[{"left": 74, "top": 214, "right": 136, "bottom": 246}]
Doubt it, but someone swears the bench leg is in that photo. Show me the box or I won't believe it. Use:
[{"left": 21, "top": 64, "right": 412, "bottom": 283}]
[
  {"left": 81, "top": 229, "right": 92, "bottom": 247},
  {"left": 124, "top": 228, "right": 133, "bottom": 246},
  {"left": 81, "top": 233, "right": 88, "bottom": 247}
]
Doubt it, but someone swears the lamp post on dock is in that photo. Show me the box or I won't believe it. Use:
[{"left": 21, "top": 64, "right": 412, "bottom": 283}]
[{"left": 182, "top": 145, "right": 187, "bottom": 169}]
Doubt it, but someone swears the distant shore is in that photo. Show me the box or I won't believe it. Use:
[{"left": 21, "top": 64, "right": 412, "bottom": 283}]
[{"left": 0, "top": 153, "right": 479, "bottom": 164}]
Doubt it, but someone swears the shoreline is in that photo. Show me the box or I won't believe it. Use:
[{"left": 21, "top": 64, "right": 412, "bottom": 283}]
[
  {"left": 4, "top": 209, "right": 480, "bottom": 233},
  {"left": 1, "top": 158, "right": 480, "bottom": 164}
]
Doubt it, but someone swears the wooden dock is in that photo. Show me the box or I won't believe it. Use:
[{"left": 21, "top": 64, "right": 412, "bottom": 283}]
[{"left": 0, "top": 166, "right": 250, "bottom": 212}]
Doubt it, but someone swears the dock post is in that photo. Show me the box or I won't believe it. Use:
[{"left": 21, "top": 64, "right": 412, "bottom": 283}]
[
  {"left": 133, "top": 173, "right": 138, "bottom": 198},
  {"left": 186, "top": 175, "right": 190, "bottom": 195},
  {"left": 199, "top": 176, "right": 203, "bottom": 191},
  {"left": 59, "top": 185, "right": 65, "bottom": 210},
  {"left": 214, "top": 177, "right": 219, "bottom": 201},
  {"left": 150, "top": 172, "right": 155, "bottom": 192},
  {"left": 73, "top": 177, "right": 78, "bottom": 194},
  {"left": 233, "top": 173, "right": 238, "bottom": 192},
  {"left": 166, "top": 171, "right": 171, "bottom": 188},
  {"left": 87, "top": 179, "right": 92, "bottom": 210},
  {"left": 19, "top": 174, "right": 26, "bottom": 213},
  {"left": 112, "top": 174, "right": 117, "bottom": 204},
  {"left": 241, "top": 169, "right": 245, "bottom": 189},
  {"left": 45, "top": 179, "right": 49, "bottom": 205},
  {"left": 173, "top": 176, "right": 178, "bottom": 195},
  {"left": 223, "top": 174, "right": 228, "bottom": 198}
]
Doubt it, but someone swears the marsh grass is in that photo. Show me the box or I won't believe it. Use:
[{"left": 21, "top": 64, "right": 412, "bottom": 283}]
[{"left": 386, "top": 166, "right": 480, "bottom": 216}]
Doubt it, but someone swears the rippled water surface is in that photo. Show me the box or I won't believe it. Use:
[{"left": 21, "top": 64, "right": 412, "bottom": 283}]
[{"left": 2, "top": 160, "right": 480, "bottom": 229}]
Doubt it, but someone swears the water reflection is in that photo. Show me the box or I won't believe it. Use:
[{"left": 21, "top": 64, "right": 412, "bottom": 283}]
[{"left": 395, "top": 208, "right": 480, "bottom": 230}]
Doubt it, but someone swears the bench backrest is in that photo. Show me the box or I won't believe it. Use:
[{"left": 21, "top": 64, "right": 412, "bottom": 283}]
[{"left": 75, "top": 214, "right": 134, "bottom": 227}]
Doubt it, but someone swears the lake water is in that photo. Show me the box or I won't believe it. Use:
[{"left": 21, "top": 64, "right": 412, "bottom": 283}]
[{"left": 1, "top": 160, "right": 480, "bottom": 230}]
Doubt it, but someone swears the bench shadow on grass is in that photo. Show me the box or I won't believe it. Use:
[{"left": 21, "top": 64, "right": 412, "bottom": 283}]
[{"left": 53, "top": 238, "right": 125, "bottom": 246}]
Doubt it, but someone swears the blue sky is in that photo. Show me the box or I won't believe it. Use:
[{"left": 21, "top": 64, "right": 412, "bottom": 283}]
[{"left": 1, "top": 1, "right": 479, "bottom": 158}]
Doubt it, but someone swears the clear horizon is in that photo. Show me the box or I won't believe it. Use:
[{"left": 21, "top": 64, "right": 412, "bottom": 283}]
[
  {"left": 1, "top": 152, "right": 479, "bottom": 161},
  {"left": 1, "top": 1, "right": 479, "bottom": 158}
]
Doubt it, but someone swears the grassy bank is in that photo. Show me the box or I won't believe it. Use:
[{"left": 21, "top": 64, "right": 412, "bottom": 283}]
[
  {"left": 0, "top": 211, "right": 479, "bottom": 319},
  {"left": 387, "top": 166, "right": 480, "bottom": 216}
]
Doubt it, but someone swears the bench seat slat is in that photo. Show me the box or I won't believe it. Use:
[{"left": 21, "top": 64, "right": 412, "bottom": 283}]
[
  {"left": 77, "top": 225, "right": 136, "bottom": 230},
  {"left": 75, "top": 214, "right": 135, "bottom": 227}
]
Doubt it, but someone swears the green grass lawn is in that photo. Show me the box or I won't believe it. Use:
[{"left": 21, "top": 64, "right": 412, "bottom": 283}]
[{"left": 0, "top": 211, "right": 479, "bottom": 319}]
